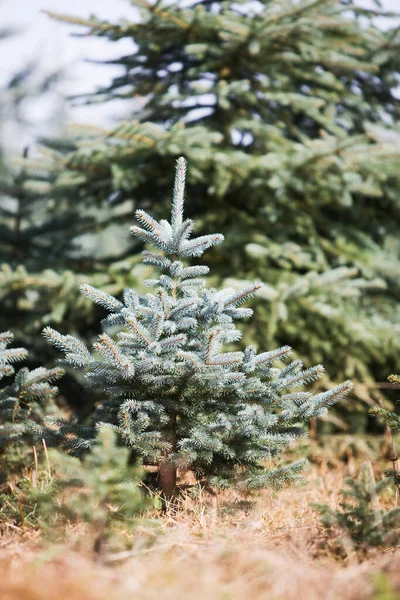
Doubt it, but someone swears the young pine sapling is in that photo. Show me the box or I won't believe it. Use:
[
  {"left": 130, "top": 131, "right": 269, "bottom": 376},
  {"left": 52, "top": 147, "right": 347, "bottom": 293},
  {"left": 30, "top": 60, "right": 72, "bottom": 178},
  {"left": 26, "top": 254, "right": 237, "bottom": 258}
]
[{"left": 44, "top": 158, "right": 352, "bottom": 498}]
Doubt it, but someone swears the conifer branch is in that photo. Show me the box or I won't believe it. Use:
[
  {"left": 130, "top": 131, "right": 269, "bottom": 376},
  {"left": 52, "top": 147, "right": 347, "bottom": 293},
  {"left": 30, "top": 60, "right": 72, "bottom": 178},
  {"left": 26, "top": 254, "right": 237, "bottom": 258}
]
[
  {"left": 172, "top": 157, "right": 187, "bottom": 235},
  {"left": 80, "top": 284, "right": 124, "bottom": 312}
]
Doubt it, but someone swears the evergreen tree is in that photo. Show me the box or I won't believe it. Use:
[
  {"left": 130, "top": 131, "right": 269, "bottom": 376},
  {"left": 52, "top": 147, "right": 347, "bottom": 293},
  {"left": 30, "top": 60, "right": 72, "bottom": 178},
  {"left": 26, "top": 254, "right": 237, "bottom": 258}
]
[
  {"left": 0, "top": 330, "right": 62, "bottom": 481},
  {"left": 31, "top": 428, "right": 147, "bottom": 554},
  {"left": 313, "top": 462, "right": 400, "bottom": 554},
  {"left": 370, "top": 374, "right": 400, "bottom": 493},
  {"left": 38, "top": 0, "right": 400, "bottom": 410},
  {"left": 0, "top": 49, "right": 85, "bottom": 376},
  {"left": 0, "top": 56, "right": 143, "bottom": 409},
  {"left": 0, "top": 149, "right": 133, "bottom": 367},
  {"left": 44, "top": 158, "right": 352, "bottom": 498}
]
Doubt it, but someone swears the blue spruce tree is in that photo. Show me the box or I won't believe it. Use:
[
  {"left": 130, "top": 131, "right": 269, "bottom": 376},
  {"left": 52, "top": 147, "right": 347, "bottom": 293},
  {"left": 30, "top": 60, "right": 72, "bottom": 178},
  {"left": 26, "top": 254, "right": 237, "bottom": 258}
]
[
  {"left": 44, "top": 158, "right": 352, "bottom": 497},
  {"left": 0, "top": 331, "right": 62, "bottom": 481}
]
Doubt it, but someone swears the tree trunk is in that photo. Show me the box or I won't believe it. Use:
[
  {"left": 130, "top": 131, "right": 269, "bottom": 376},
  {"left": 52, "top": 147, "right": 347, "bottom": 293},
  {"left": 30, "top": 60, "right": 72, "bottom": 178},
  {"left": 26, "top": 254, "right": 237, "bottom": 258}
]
[
  {"left": 159, "top": 459, "right": 177, "bottom": 500},
  {"left": 159, "top": 410, "right": 177, "bottom": 500}
]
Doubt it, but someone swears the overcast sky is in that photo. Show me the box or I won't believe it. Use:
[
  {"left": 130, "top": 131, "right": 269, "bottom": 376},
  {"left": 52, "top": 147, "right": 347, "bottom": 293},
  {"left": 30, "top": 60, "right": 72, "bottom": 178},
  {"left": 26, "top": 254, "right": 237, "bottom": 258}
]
[
  {"left": 0, "top": 0, "right": 137, "bottom": 134},
  {"left": 0, "top": 0, "right": 399, "bottom": 148}
]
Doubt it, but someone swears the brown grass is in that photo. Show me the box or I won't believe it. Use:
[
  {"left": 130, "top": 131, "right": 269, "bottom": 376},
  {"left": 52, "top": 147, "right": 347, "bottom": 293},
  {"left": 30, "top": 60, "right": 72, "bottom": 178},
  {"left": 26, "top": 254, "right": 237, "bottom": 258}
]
[{"left": 1, "top": 436, "right": 399, "bottom": 600}]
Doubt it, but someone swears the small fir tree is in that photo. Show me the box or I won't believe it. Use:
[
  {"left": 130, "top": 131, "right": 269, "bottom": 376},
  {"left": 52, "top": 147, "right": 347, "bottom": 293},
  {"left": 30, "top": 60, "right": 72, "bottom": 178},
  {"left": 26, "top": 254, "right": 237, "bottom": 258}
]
[
  {"left": 44, "top": 158, "right": 352, "bottom": 497},
  {"left": 370, "top": 374, "right": 400, "bottom": 491},
  {"left": 313, "top": 462, "right": 400, "bottom": 554},
  {"left": 0, "top": 331, "right": 62, "bottom": 481},
  {"left": 31, "top": 428, "right": 147, "bottom": 554}
]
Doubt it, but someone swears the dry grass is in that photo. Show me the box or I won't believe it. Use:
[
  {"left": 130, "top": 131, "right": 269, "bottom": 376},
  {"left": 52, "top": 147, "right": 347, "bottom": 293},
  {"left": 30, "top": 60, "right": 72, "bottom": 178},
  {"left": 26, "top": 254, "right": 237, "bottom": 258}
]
[
  {"left": 1, "top": 436, "right": 400, "bottom": 600},
  {"left": 2, "top": 537, "right": 399, "bottom": 600}
]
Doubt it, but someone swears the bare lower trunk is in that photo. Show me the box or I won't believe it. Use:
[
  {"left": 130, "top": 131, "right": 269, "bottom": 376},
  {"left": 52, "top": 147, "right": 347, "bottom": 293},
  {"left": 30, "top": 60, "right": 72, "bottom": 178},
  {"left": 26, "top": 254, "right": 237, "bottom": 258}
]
[
  {"left": 159, "top": 411, "right": 177, "bottom": 500},
  {"left": 159, "top": 459, "right": 177, "bottom": 500},
  {"left": 309, "top": 417, "right": 317, "bottom": 439}
]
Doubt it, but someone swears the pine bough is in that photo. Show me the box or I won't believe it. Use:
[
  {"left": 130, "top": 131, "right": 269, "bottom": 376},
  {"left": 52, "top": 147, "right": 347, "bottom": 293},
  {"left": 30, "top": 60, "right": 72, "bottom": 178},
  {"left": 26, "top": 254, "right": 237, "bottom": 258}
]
[
  {"left": 370, "top": 375, "right": 400, "bottom": 431},
  {"left": 44, "top": 158, "right": 352, "bottom": 497}
]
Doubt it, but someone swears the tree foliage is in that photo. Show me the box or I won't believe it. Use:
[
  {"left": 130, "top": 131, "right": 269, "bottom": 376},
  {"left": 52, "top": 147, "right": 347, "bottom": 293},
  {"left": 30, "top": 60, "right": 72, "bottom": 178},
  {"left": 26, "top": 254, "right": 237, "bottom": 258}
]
[
  {"left": 33, "top": 0, "right": 400, "bottom": 407},
  {"left": 370, "top": 375, "right": 400, "bottom": 431},
  {"left": 0, "top": 330, "right": 62, "bottom": 482},
  {"left": 31, "top": 428, "right": 147, "bottom": 553},
  {"left": 313, "top": 462, "right": 400, "bottom": 554},
  {"left": 0, "top": 52, "right": 143, "bottom": 409},
  {"left": 44, "top": 158, "right": 352, "bottom": 497}
]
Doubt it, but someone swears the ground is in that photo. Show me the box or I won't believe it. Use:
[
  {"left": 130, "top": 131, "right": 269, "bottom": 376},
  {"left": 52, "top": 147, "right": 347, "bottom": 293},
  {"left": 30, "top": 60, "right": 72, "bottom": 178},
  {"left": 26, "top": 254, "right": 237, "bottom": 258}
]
[{"left": 1, "top": 435, "right": 400, "bottom": 600}]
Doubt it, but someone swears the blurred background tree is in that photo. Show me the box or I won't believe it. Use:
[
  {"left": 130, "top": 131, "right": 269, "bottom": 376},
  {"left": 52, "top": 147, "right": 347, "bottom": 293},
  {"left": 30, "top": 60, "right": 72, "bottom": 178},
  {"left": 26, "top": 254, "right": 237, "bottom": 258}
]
[
  {"left": 0, "top": 24, "right": 143, "bottom": 412},
  {"left": 26, "top": 0, "right": 400, "bottom": 428},
  {"left": 0, "top": 32, "right": 85, "bottom": 407}
]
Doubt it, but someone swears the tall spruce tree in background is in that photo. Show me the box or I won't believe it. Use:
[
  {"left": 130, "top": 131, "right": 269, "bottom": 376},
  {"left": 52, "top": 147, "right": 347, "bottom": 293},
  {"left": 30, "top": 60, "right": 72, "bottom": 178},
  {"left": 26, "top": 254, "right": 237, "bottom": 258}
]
[
  {"left": 38, "top": 0, "right": 400, "bottom": 418},
  {"left": 0, "top": 56, "right": 92, "bottom": 408},
  {"left": 0, "top": 49, "right": 145, "bottom": 409},
  {"left": 43, "top": 158, "right": 352, "bottom": 497}
]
